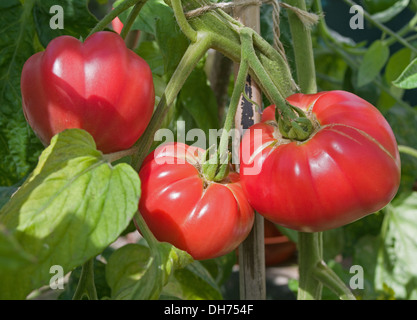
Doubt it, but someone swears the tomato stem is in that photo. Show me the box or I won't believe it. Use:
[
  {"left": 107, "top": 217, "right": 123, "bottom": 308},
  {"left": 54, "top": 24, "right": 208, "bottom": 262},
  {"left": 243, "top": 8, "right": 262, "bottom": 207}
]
[
  {"left": 134, "top": 212, "right": 160, "bottom": 252},
  {"left": 240, "top": 27, "right": 314, "bottom": 141},
  {"left": 221, "top": 54, "right": 248, "bottom": 148},
  {"left": 297, "top": 232, "right": 323, "bottom": 299},
  {"left": 88, "top": 0, "right": 142, "bottom": 37},
  {"left": 202, "top": 34, "right": 249, "bottom": 181},
  {"left": 181, "top": 0, "right": 297, "bottom": 98},
  {"left": 120, "top": 0, "right": 147, "bottom": 39},
  {"left": 398, "top": 145, "right": 417, "bottom": 159},
  {"left": 312, "top": 261, "right": 356, "bottom": 300},
  {"left": 132, "top": 33, "right": 212, "bottom": 170},
  {"left": 103, "top": 146, "right": 139, "bottom": 163},
  {"left": 172, "top": 0, "right": 198, "bottom": 42},
  {"left": 241, "top": 28, "right": 291, "bottom": 118},
  {"left": 286, "top": 0, "right": 317, "bottom": 94},
  {"left": 72, "top": 258, "right": 98, "bottom": 300}
]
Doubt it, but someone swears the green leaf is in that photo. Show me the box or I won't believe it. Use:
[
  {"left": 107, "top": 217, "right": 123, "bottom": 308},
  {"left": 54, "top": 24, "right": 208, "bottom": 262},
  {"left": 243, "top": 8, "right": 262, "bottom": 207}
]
[
  {"left": 106, "top": 243, "right": 152, "bottom": 299},
  {"left": 134, "top": 41, "right": 168, "bottom": 113},
  {"left": 136, "top": 41, "right": 165, "bottom": 76},
  {"left": 114, "top": 0, "right": 172, "bottom": 34},
  {"left": 357, "top": 40, "right": 389, "bottom": 87},
  {"left": 364, "top": 0, "right": 398, "bottom": 14},
  {"left": 33, "top": 0, "right": 98, "bottom": 47},
  {"left": 392, "top": 57, "right": 417, "bottom": 89},
  {"left": 385, "top": 105, "right": 417, "bottom": 193},
  {"left": 385, "top": 48, "right": 412, "bottom": 83},
  {"left": 0, "top": 129, "right": 141, "bottom": 299},
  {"left": 379, "top": 48, "right": 411, "bottom": 110},
  {"left": 199, "top": 251, "right": 236, "bottom": 286},
  {"left": 351, "top": 235, "right": 380, "bottom": 299},
  {"left": 58, "top": 259, "right": 111, "bottom": 300},
  {"left": 155, "top": 12, "right": 189, "bottom": 77},
  {"left": 106, "top": 243, "right": 193, "bottom": 299},
  {"left": 315, "top": 50, "right": 348, "bottom": 91},
  {"left": 377, "top": 48, "right": 411, "bottom": 110},
  {"left": 341, "top": 213, "right": 384, "bottom": 258},
  {"left": 371, "top": 0, "right": 409, "bottom": 23},
  {"left": 162, "top": 261, "right": 223, "bottom": 300},
  {"left": 375, "top": 192, "right": 417, "bottom": 299},
  {"left": 0, "top": 0, "right": 44, "bottom": 186},
  {"left": 176, "top": 65, "right": 220, "bottom": 137},
  {"left": 0, "top": 185, "right": 19, "bottom": 209},
  {"left": 0, "top": 224, "right": 36, "bottom": 271},
  {"left": 322, "top": 228, "right": 345, "bottom": 262}
]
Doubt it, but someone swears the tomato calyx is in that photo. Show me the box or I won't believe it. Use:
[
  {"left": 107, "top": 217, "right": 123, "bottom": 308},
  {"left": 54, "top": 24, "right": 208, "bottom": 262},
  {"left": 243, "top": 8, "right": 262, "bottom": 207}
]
[
  {"left": 200, "top": 147, "right": 232, "bottom": 183},
  {"left": 275, "top": 102, "right": 315, "bottom": 141}
]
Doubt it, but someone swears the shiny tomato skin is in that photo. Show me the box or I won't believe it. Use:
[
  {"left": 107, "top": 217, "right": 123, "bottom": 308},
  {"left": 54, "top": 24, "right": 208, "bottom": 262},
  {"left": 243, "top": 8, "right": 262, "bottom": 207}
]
[
  {"left": 21, "top": 31, "right": 154, "bottom": 154},
  {"left": 240, "top": 90, "right": 401, "bottom": 232},
  {"left": 139, "top": 142, "right": 255, "bottom": 260}
]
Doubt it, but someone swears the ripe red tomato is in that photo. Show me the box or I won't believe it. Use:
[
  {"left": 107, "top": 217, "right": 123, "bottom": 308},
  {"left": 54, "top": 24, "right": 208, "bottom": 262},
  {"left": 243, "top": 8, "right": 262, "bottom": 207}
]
[
  {"left": 111, "top": 16, "right": 124, "bottom": 34},
  {"left": 240, "top": 90, "right": 401, "bottom": 232},
  {"left": 261, "top": 104, "right": 276, "bottom": 122},
  {"left": 21, "top": 31, "right": 154, "bottom": 154},
  {"left": 138, "top": 142, "right": 255, "bottom": 260}
]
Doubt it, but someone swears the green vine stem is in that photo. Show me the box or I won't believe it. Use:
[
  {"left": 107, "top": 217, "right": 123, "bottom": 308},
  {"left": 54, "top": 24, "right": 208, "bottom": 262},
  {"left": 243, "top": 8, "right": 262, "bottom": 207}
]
[
  {"left": 120, "top": 0, "right": 147, "bottom": 39},
  {"left": 132, "top": 33, "right": 212, "bottom": 170},
  {"left": 383, "top": 12, "right": 417, "bottom": 48},
  {"left": 72, "top": 258, "right": 98, "bottom": 300},
  {"left": 88, "top": 0, "right": 143, "bottom": 37},
  {"left": 398, "top": 145, "right": 417, "bottom": 159},
  {"left": 103, "top": 145, "right": 139, "bottom": 162},
  {"left": 183, "top": 0, "right": 297, "bottom": 98},
  {"left": 313, "top": 261, "right": 356, "bottom": 300},
  {"left": 297, "top": 232, "right": 323, "bottom": 300},
  {"left": 203, "top": 34, "right": 249, "bottom": 181},
  {"left": 241, "top": 29, "right": 291, "bottom": 116},
  {"left": 172, "top": 0, "right": 198, "bottom": 42},
  {"left": 286, "top": 0, "right": 317, "bottom": 94},
  {"left": 134, "top": 211, "right": 160, "bottom": 252}
]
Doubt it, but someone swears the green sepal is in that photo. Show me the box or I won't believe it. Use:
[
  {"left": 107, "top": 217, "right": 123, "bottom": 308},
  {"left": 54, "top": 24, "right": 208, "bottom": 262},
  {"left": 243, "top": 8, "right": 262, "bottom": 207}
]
[
  {"left": 202, "top": 151, "right": 231, "bottom": 182},
  {"left": 278, "top": 114, "right": 313, "bottom": 141},
  {"left": 277, "top": 102, "right": 313, "bottom": 141}
]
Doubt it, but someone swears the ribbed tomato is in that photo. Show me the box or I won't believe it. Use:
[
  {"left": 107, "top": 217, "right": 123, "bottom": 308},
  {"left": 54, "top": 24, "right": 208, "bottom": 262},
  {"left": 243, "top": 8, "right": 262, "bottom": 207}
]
[
  {"left": 21, "top": 31, "right": 154, "bottom": 154},
  {"left": 138, "top": 142, "right": 254, "bottom": 260},
  {"left": 240, "top": 90, "right": 401, "bottom": 232}
]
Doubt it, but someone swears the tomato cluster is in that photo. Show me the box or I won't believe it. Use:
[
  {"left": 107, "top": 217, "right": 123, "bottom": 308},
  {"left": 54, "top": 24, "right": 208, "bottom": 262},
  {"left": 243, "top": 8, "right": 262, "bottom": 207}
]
[{"left": 21, "top": 30, "right": 400, "bottom": 260}]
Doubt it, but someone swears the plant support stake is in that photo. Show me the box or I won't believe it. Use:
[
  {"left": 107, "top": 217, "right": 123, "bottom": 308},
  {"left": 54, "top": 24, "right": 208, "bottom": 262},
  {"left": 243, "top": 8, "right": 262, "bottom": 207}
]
[{"left": 233, "top": 1, "right": 266, "bottom": 301}]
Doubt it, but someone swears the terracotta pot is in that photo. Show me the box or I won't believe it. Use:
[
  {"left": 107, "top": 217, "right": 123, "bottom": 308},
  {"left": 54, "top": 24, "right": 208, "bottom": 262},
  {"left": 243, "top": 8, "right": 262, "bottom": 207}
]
[
  {"left": 235, "top": 219, "right": 297, "bottom": 266},
  {"left": 264, "top": 220, "right": 297, "bottom": 266}
]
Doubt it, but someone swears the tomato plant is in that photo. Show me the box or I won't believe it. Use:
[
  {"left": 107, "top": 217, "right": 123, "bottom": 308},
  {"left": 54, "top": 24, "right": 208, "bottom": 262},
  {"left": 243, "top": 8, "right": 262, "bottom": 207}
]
[
  {"left": 21, "top": 31, "right": 154, "bottom": 154},
  {"left": 1, "top": 0, "right": 417, "bottom": 303},
  {"left": 240, "top": 90, "right": 401, "bottom": 232}
]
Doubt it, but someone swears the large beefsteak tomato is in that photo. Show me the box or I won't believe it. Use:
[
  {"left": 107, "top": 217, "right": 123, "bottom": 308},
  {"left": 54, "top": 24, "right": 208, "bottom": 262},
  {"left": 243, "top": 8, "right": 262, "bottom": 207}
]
[
  {"left": 21, "top": 31, "right": 154, "bottom": 154},
  {"left": 240, "top": 90, "right": 401, "bottom": 232},
  {"left": 138, "top": 142, "right": 254, "bottom": 260}
]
